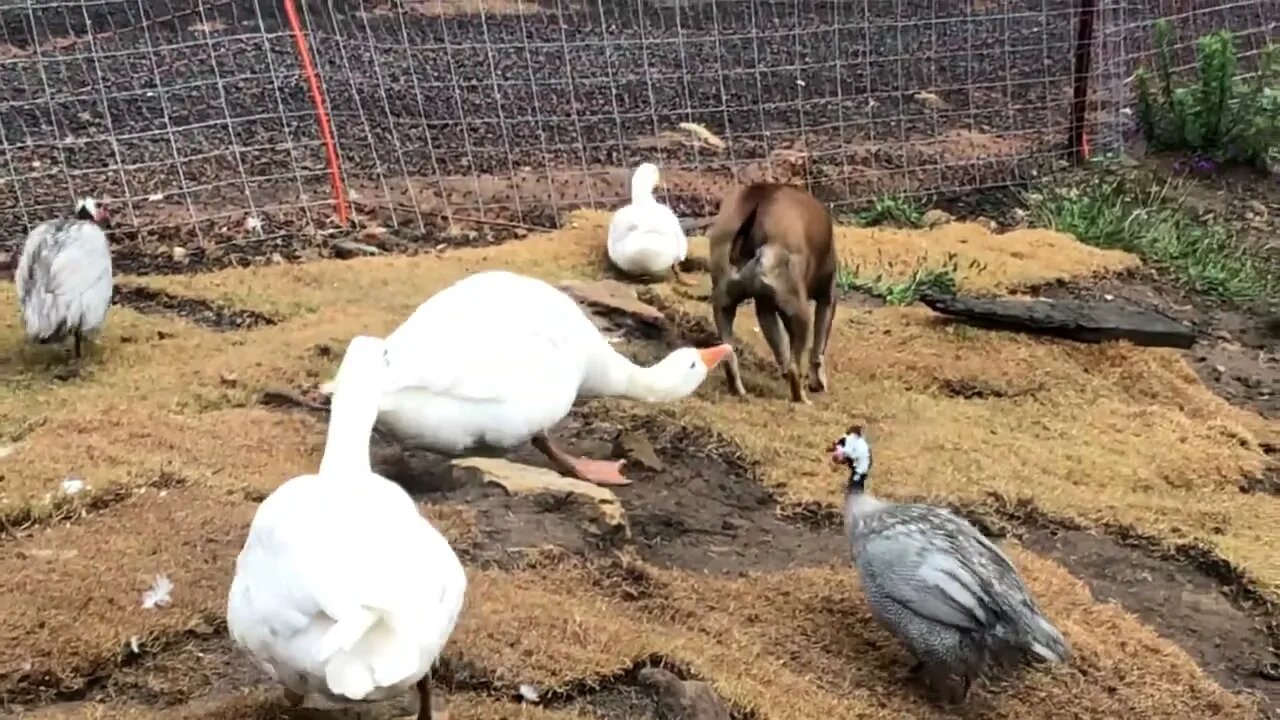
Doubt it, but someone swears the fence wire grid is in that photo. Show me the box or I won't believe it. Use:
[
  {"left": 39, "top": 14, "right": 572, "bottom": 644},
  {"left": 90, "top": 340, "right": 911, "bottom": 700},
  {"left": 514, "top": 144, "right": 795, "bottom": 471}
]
[{"left": 0, "top": 0, "right": 1274, "bottom": 273}]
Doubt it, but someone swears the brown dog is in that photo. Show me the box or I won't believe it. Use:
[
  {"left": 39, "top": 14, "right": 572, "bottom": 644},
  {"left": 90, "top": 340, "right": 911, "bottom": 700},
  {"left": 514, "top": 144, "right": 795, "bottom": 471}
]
[{"left": 707, "top": 183, "right": 837, "bottom": 404}]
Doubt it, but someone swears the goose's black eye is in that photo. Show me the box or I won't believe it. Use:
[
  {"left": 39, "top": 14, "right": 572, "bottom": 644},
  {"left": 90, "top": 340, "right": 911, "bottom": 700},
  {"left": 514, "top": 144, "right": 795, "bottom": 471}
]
[{"left": 689, "top": 360, "right": 698, "bottom": 370}]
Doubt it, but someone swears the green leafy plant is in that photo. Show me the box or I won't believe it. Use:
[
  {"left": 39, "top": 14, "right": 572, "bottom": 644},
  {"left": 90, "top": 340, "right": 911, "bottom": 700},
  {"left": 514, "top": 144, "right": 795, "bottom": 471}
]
[
  {"left": 1133, "top": 20, "right": 1279, "bottom": 170},
  {"left": 1020, "top": 175, "right": 1278, "bottom": 302},
  {"left": 837, "top": 252, "right": 984, "bottom": 305},
  {"left": 843, "top": 194, "right": 927, "bottom": 228}
]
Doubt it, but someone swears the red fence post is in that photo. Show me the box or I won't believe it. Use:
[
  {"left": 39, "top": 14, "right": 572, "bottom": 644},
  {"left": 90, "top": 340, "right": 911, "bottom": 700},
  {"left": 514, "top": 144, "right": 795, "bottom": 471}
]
[
  {"left": 1071, "top": 0, "right": 1100, "bottom": 163},
  {"left": 283, "top": 0, "right": 350, "bottom": 226}
]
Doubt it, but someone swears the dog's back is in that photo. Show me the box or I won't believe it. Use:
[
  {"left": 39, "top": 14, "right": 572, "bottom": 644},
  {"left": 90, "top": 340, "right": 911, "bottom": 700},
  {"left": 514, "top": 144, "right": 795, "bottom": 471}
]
[{"left": 708, "top": 183, "right": 835, "bottom": 295}]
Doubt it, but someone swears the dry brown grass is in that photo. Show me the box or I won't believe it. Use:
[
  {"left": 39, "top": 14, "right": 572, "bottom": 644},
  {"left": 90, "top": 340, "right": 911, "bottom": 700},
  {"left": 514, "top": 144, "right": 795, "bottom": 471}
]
[
  {"left": 449, "top": 552, "right": 1254, "bottom": 719},
  {"left": 684, "top": 219, "right": 1142, "bottom": 294},
  {"left": 1, "top": 209, "right": 1276, "bottom": 717}
]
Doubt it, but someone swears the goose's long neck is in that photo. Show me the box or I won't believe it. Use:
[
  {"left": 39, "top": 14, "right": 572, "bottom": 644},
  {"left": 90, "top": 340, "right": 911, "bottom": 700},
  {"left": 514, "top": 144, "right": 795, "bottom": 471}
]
[
  {"left": 583, "top": 344, "right": 664, "bottom": 401},
  {"left": 317, "top": 382, "right": 379, "bottom": 478},
  {"left": 630, "top": 173, "right": 656, "bottom": 205}
]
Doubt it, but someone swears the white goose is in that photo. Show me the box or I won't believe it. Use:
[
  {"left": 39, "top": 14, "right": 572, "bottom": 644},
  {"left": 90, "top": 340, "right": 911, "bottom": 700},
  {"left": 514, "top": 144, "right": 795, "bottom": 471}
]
[
  {"left": 607, "top": 162, "right": 691, "bottom": 283},
  {"left": 323, "top": 270, "right": 732, "bottom": 487},
  {"left": 228, "top": 335, "right": 466, "bottom": 720}
]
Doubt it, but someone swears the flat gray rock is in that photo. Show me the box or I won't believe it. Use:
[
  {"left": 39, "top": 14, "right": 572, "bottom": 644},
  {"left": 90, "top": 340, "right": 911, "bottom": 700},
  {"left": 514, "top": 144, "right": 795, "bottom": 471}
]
[{"left": 920, "top": 292, "right": 1197, "bottom": 349}]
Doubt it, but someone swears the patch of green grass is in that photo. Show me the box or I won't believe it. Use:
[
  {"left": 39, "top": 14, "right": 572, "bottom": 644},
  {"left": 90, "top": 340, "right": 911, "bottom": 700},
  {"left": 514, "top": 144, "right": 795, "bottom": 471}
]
[
  {"left": 837, "top": 252, "right": 981, "bottom": 305},
  {"left": 840, "top": 194, "right": 927, "bottom": 228},
  {"left": 1020, "top": 174, "right": 1279, "bottom": 303},
  {"left": 1134, "top": 20, "right": 1278, "bottom": 171}
]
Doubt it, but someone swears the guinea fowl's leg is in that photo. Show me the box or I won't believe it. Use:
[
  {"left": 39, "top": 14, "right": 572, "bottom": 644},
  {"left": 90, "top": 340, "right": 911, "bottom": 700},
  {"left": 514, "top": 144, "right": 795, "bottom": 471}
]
[
  {"left": 415, "top": 673, "right": 434, "bottom": 720},
  {"left": 532, "top": 432, "right": 629, "bottom": 486},
  {"left": 957, "top": 672, "right": 973, "bottom": 704},
  {"left": 282, "top": 688, "right": 304, "bottom": 707},
  {"left": 73, "top": 329, "right": 82, "bottom": 360}
]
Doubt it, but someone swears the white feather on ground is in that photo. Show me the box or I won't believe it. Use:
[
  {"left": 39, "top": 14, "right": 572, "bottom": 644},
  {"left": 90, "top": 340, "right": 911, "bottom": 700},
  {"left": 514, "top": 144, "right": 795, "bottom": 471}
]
[
  {"left": 140, "top": 574, "right": 174, "bottom": 609},
  {"left": 15, "top": 215, "right": 113, "bottom": 346}
]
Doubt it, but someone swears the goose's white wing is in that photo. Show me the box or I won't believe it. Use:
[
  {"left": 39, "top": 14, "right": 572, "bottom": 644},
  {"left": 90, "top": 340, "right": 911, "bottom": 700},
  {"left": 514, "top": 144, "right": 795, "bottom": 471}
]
[
  {"left": 382, "top": 271, "right": 598, "bottom": 403},
  {"left": 607, "top": 203, "right": 644, "bottom": 252}
]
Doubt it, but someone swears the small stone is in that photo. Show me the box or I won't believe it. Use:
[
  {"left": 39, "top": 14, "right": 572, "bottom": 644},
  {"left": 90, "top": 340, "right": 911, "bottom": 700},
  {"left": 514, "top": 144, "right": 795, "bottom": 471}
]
[
  {"left": 558, "top": 279, "right": 667, "bottom": 327},
  {"left": 268, "top": 252, "right": 285, "bottom": 265},
  {"left": 170, "top": 246, "right": 187, "bottom": 262},
  {"left": 1103, "top": 293, "right": 1114, "bottom": 301},
  {"left": 973, "top": 216, "right": 998, "bottom": 232},
  {"left": 921, "top": 209, "right": 953, "bottom": 228},
  {"left": 636, "top": 668, "right": 732, "bottom": 720},
  {"left": 332, "top": 239, "right": 383, "bottom": 259},
  {"left": 612, "top": 430, "right": 664, "bottom": 472},
  {"left": 219, "top": 371, "right": 238, "bottom": 386},
  {"left": 358, "top": 223, "right": 389, "bottom": 246}
]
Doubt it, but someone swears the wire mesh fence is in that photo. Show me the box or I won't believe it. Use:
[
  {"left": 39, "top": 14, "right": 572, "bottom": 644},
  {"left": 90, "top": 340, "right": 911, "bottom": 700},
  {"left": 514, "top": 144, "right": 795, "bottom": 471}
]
[{"left": 0, "top": 0, "right": 1273, "bottom": 274}]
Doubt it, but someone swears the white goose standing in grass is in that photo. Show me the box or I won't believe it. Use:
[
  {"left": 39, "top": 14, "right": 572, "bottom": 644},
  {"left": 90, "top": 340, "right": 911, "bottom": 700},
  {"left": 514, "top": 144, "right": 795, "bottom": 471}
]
[
  {"left": 228, "top": 335, "right": 466, "bottom": 720},
  {"left": 320, "top": 270, "right": 732, "bottom": 487},
  {"left": 832, "top": 426, "right": 1070, "bottom": 702},
  {"left": 607, "top": 162, "right": 691, "bottom": 283},
  {"left": 14, "top": 197, "right": 113, "bottom": 360}
]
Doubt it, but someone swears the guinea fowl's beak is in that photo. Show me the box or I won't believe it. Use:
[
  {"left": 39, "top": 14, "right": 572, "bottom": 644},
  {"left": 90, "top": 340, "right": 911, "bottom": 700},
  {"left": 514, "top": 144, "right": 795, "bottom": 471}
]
[{"left": 698, "top": 344, "right": 733, "bottom": 369}]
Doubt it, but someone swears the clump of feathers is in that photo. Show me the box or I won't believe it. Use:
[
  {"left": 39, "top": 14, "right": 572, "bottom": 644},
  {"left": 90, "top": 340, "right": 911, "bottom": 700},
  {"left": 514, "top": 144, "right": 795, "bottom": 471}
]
[{"left": 833, "top": 426, "right": 1070, "bottom": 702}]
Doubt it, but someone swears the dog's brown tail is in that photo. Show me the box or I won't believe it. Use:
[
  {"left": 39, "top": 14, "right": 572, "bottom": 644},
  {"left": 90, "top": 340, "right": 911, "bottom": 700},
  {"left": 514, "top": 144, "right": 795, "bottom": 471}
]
[{"left": 720, "top": 188, "right": 766, "bottom": 267}]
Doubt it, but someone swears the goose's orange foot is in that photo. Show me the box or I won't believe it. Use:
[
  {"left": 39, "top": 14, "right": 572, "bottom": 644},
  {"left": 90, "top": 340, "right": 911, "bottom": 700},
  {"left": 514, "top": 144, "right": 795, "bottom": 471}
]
[
  {"left": 566, "top": 457, "right": 631, "bottom": 486},
  {"left": 531, "top": 433, "right": 632, "bottom": 486}
]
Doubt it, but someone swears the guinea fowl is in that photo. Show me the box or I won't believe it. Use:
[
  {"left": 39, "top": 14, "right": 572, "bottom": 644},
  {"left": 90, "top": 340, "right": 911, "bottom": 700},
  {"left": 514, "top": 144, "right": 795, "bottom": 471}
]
[
  {"left": 14, "top": 197, "right": 113, "bottom": 360},
  {"left": 831, "top": 426, "right": 1070, "bottom": 702}
]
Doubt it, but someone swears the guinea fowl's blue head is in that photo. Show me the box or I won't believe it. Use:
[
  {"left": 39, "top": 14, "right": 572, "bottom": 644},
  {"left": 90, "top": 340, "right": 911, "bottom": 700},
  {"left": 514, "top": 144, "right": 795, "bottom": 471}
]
[{"left": 830, "top": 424, "right": 873, "bottom": 495}]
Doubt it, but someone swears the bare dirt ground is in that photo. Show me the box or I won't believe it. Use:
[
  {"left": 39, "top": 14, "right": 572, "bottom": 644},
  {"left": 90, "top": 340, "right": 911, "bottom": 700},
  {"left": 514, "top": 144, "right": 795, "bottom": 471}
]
[
  {"left": 1, "top": 212, "right": 1278, "bottom": 719},
  {"left": 1, "top": 0, "right": 1269, "bottom": 275}
]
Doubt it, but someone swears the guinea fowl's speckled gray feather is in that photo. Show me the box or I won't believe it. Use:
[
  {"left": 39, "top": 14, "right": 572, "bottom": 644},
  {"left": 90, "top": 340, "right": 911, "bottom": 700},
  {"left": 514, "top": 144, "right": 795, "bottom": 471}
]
[
  {"left": 15, "top": 209, "right": 113, "bottom": 347},
  {"left": 837, "top": 430, "right": 1069, "bottom": 695}
]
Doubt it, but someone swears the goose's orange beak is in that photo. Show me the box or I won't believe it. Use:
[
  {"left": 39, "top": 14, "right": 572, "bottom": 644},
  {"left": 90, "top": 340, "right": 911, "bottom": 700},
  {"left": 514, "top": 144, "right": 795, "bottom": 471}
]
[{"left": 698, "top": 343, "right": 734, "bottom": 369}]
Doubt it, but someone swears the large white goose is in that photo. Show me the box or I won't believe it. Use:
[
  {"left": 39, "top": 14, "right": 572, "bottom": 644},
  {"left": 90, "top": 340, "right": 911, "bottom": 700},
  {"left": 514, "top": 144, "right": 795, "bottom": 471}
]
[
  {"left": 607, "top": 162, "right": 691, "bottom": 283},
  {"left": 228, "top": 335, "right": 466, "bottom": 720},
  {"left": 323, "top": 270, "right": 732, "bottom": 487}
]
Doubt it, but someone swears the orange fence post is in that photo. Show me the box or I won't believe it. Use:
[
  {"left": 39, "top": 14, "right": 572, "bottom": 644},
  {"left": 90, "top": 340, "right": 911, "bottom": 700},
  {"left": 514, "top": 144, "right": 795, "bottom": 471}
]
[{"left": 283, "top": 0, "right": 350, "bottom": 226}]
